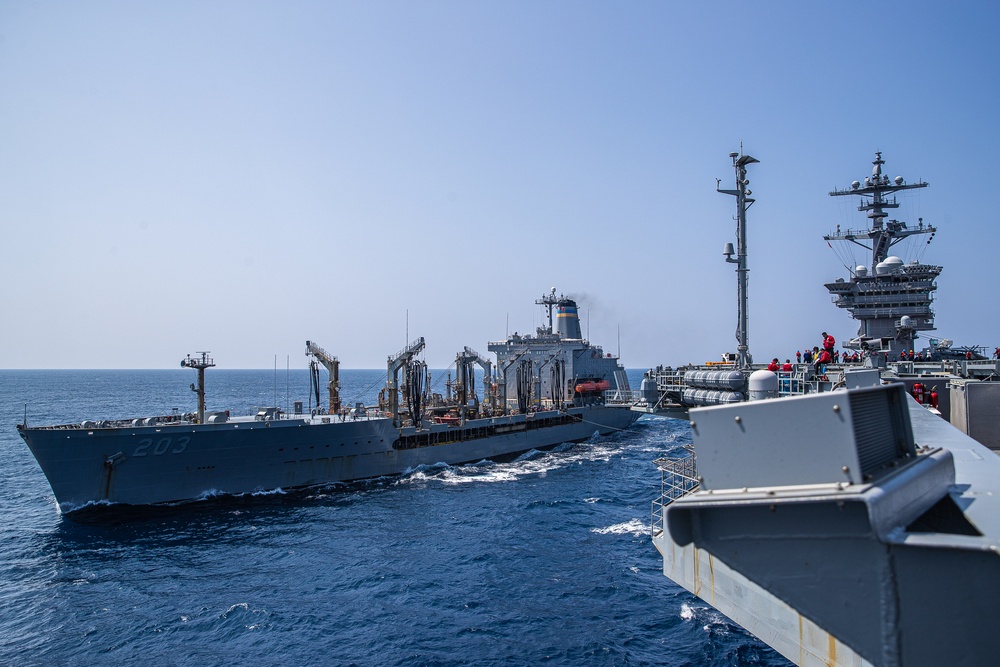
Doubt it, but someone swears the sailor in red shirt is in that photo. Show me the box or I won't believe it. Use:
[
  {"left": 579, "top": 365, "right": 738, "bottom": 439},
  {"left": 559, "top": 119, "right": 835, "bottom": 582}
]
[
  {"left": 822, "top": 331, "right": 835, "bottom": 353},
  {"left": 814, "top": 347, "right": 832, "bottom": 377},
  {"left": 767, "top": 358, "right": 780, "bottom": 372}
]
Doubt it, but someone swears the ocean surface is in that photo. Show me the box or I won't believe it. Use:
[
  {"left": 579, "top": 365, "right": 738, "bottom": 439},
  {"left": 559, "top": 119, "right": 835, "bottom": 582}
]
[{"left": 1, "top": 369, "right": 790, "bottom": 666}]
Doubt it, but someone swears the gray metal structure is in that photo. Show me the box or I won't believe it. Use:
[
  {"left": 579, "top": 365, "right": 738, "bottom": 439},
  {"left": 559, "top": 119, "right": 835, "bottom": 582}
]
[
  {"left": 180, "top": 352, "right": 215, "bottom": 424},
  {"left": 384, "top": 336, "right": 425, "bottom": 422},
  {"left": 648, "top": 151, "right": 1000, "bottom": 666},
  {"left": 634, "top": 151, "right": 1000, "bottom": 440},
  {"left": 824, "top": 152, "right": 939, "bottom": 359},
  {"left": 487, "top": 288, "right": 633, "bottom": 414},
  {"left": 653, "top": 380, "right": 1000, "bottom": 666},
  {"left": 305, "top": 340, "right": 340, "bottom": 414},
  {"left": 17, "top": 290, "right": 639, "bottom": 513},
  {"left": 718, "top": 150, "right": 759, "bottom": 370}
]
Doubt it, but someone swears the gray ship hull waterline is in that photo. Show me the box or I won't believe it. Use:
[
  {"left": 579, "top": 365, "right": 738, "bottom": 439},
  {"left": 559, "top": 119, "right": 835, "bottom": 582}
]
[
  {"left": 19, "top": 405, "right": 636, "bottom": 510},
  {"left": 18, "top": 289, "right": 639, "bottom": 513}
]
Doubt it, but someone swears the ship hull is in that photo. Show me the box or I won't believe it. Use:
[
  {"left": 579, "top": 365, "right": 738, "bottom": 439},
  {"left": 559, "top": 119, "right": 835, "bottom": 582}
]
[{"left": 19, "top": 406, "right": 638, "bottom": 512}]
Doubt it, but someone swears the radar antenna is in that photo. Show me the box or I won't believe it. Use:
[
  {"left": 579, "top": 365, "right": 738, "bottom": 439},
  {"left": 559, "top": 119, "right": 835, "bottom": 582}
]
[{"left": 826, "top": 151, "right": 932, "bottom": 266}]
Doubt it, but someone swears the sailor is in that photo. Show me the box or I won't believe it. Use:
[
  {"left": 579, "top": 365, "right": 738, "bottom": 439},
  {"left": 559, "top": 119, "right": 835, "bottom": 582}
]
[
  {"left": 909, "top": 349, "right": 915, "bottom": 360},
  {"left": 994, "top": 347, "right": 999, "bottom": 359},
  {"left": 781, "top": 359, "right": 793, "bottom": 372},
  {"left": 803, "top": 348, "right": 813, "bottom": 364},
  {"left": 822, "top": 332, "right": 835, "bottom": 353},
  {"left": 767, "top": 358, "right": 780, "bottom": 372},
  {"left": 796, "top": 350, "right": 802, "bottom": 363},
  {"left": 814, "top": 347, "right": 831, "bottom": 377}
]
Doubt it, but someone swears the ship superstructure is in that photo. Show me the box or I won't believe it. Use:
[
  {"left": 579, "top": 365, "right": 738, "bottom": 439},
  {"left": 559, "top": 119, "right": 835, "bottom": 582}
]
[
  {"left": 824, "top": 152, "right": 940, "bottom": 358},
  {"left": 488, "top": 289, "right": 632, "bottom": 413}
]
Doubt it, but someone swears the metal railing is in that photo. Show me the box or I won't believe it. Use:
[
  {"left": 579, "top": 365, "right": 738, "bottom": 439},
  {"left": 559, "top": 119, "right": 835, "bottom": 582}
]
[
  {"left": 603, "top": 389, "right": 641, "bottom": 406},
  {"left": 651, "top": 444, "right": 699, "bottom": 537}
]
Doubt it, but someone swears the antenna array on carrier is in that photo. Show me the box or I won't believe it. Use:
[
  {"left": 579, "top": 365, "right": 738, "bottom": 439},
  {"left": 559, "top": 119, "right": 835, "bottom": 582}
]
[{"left": 823, "top": 152, "right": 939, "bottom": 357}]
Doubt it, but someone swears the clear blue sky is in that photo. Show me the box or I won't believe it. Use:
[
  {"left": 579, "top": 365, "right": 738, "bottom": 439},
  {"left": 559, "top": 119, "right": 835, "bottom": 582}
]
[{"left": 2, "top": 1, "right": 997, "bottom": 369}]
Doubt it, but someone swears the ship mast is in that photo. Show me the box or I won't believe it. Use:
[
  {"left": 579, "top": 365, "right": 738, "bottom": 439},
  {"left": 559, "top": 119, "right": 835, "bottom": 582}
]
[
  {"left": 718, "top": 149, "right": 758, "bottom": 370},
  {"left": 535, "top": 288, "right": 559, "bottom": 335},
  {"left": 181, "top": 351, "right": 215, "bottom": 424},
  {"left": 824, "top": 152, "right": 939, "bottom": 357},
  {"left": 826, "top": 151, "right": 932, "bottom": 267}
]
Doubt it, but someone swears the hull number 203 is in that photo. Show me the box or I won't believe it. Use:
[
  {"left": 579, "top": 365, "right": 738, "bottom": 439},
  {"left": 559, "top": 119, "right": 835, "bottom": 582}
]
[{"left": 133, "top": 436, "right": 190, "bottom": 457}]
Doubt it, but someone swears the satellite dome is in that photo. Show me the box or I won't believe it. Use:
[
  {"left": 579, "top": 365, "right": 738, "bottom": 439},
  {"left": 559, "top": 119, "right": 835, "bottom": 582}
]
[
  {"left": 900, "top": 315, "right": 912, "bottom": 328},
  {"left": 748, "top": 370, "right": 779, "bottom": 401},
  {"left": 852, "top": 180, "right": 861, "bottom": 189},
  {"left": 856, "top": 265, "right": 868, "bottom": 277},
  {"left": 894, "top": 176, "right": 903, "bottom": 185},
  {"left": 877, "top": 257, "right": 904, "bottom": 274}
]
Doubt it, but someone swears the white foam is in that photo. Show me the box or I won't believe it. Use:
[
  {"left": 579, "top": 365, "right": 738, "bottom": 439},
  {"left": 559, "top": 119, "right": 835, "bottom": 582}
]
[
  {"left": 61, "top": 498, "right": 115, "bottom": 513},
  {"left": 391, "top": 439, "right": 632, "bottom": 489},
  {"left": 222, "top": 602, "right": 250, "bottom": 617},
  {"left": 249, "top": 487, "right": 287, "bottom": 497},
  {"left": 591, "top": 518, "right": 647, "bottom": 536}
]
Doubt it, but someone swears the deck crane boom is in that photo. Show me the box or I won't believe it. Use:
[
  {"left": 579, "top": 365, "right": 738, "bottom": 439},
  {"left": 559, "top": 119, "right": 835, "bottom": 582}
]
[
  {"left": 455, "top": 346, "right": 495, "bottom": 422},
  {"left": 462, "top": 346, "right": 495, "bottom": 415},
  {"left": 385, "top": 337, "right": 425, "bottom": 423},
  {"left": 305, "top": 340, "right": 341, "bottom": 414},
  {"left": 497, "top": 349, "right": 530, "bottom": 415}
]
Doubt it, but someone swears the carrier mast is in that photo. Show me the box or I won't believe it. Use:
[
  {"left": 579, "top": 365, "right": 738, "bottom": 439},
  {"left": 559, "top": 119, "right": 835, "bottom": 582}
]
[
  {"left": 718, "top": 149, "right": 758, "bottom": 370},
  {"left": 824, "top": 152, "right": 938, "bottom": 356}
]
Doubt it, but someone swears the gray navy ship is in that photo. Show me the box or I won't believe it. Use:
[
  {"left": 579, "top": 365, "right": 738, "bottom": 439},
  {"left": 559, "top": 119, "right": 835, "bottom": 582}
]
[
  {"left": 649, "top": 152, "right": 1000, "bottom": 666},
  {"left": 17, "top": 289, "right": 639, "bottom": 513}
]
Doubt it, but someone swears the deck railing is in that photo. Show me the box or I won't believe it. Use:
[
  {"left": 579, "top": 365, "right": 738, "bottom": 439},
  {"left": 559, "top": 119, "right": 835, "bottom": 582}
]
[
  {"left": 603, "top": 389, "right": 641, "bottom": 406},
  {"left": 651, "top": 444, "right": 699, "bottom": 537}
]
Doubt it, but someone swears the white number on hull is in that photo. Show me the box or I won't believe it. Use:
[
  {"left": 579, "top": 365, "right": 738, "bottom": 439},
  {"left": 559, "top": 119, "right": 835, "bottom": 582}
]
[{"left": 133, "top": 436, "right": 190, "bottom": 457}]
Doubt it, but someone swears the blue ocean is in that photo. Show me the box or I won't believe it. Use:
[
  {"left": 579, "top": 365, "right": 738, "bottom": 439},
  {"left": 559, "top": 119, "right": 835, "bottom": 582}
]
[{"left": 0, "top": 369, "right": 789, "bottom": 666}]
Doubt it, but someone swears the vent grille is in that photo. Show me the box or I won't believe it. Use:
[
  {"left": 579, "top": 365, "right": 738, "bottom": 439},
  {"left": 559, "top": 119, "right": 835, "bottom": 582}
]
[{"left": 850, "top": 385, "right": 913, "bottom": 477}]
